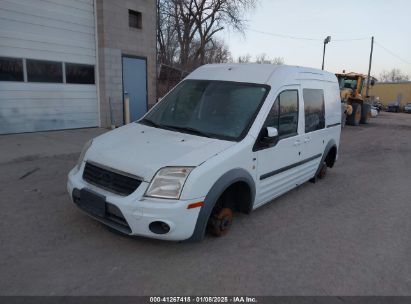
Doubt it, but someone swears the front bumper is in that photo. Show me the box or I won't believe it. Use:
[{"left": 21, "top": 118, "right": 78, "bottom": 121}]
[{"left": 67, "top": 167, "right": 203, "bottom": 241}]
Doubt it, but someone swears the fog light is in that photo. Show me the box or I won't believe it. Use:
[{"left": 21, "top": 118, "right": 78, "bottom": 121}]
[{"left": 149, "top": 221, "right": 170, "bottom": 234}]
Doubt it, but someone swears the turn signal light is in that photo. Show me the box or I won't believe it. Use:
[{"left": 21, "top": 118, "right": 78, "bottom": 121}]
[{"left": 187, "top": 202, "right": 204, "bottom": 209}]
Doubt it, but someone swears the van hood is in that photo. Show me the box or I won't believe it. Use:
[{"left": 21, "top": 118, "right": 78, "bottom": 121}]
[{"left": 86, "top": 123, "right": 235, "bottom": 181}]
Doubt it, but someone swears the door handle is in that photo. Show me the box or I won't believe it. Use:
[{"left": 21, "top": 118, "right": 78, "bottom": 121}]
[
  {"left": 293, "top": 140, "right": 302, "bottom": 146},
  {"left": 304, "top": 137, "right": 311, "bottom": 143}
]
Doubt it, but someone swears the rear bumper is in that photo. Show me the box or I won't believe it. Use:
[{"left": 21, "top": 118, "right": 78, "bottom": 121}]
[{"left": 67, "top": 167, "right": 203, "bottom": 241}]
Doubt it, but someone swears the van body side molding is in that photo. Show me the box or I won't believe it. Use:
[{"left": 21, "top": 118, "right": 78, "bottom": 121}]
[{"left": 260, "top": 153, "right": 322, "bottom": 180}]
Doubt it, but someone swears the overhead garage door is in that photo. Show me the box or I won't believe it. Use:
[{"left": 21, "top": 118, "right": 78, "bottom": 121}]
[{"left": 0, "top": 0, "right": 98, "bottom": 134}]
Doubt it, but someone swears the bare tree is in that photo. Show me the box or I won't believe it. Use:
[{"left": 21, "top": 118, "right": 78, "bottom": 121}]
[
  {"left": 255, "top": 53, "right": 270, "bottom": 64},
  {"left": 203, "top": 39, "right": 232, "bottom": 64},
  {"left": 157, "top": 0, "right": 179, "bottom": 65},
  {"left": 157, "top": 0, "right": 257, "bottom": 70},
  {"left": 379, "top": 69, "right": 410, "bottom": 82},
  {"left": 237, "top": 53, "right": 251, "bottom": 63},
  {"left": 271, "top": 57, "right": 285, "bottom": 65},
  {"left": 192, "top": 0, "right": 256, "bottom": 65},
  {"left": 255, "top": 53, "right": 284, "bottom": 65},
  {"left": 171, "top": 0, "right": 200, "bottom": 69},
  {"left": 237, "top": 53, "right": 284, "bottom": 64}
]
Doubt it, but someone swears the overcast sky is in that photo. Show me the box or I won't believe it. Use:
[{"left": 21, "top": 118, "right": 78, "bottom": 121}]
[{"left": 220, "top": 0, "right": 411, "bottom": 78}]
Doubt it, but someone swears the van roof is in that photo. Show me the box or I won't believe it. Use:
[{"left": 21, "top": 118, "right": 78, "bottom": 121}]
[{"left": 187, "top": 64, "right": 337, "bottom": 85}]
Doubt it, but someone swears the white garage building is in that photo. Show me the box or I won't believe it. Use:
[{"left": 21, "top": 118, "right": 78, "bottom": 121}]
[{"left": 0, "top": 0, "right": 156, "bottom": 134}]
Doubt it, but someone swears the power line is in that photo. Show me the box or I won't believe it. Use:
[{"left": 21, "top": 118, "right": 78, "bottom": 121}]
[
  {"left": 247, "top": 28, "right": 321, "bottom": 41},
  {"left": 374, "top": 41, "right": 411, "bottom": 65},
  {"left": 333, "top": 37, "right": 370, "bottom": 42},
  {"left": 247, "top": 28, "right": 370, "bottom": 42},
  {"left": 247, "top": 28, "right": 411, "bottom": 66}
]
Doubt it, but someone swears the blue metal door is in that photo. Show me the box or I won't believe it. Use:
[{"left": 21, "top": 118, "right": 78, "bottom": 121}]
[{"left": 122, "top": 56, "right": 147, "bottom": 122}]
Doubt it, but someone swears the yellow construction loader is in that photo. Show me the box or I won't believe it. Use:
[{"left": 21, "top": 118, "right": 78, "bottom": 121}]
[{"left": 336, "top": 72, "right": 374, "bottom": 126}]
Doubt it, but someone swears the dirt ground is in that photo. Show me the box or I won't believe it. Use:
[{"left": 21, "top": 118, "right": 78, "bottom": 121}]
[{"left": 0, "top": 112, "right": 410, "bottom": 295}]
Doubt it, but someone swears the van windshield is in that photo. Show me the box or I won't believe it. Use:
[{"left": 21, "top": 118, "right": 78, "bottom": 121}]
[{"left": 139, "top": 80, "right": 270, "bottom": 141}]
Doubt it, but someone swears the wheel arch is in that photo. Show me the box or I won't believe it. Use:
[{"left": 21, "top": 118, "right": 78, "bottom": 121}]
[
  {"left": 184, "top": 168, "right": 256, "bottom": 242},
  {"left": 315, "top": 139, "right": 338, "bottom": 176}
]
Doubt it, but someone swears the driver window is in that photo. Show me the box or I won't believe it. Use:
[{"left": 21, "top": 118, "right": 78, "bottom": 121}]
[
  {"left": 265, "top": 97, "right": 279, "bottom": 129},
  {"left": 263, "top": 90, "right": 299, "bottom": 138}
]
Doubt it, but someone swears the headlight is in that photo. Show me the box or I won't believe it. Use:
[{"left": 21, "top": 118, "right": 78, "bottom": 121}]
[
  {"left": 145, "top": 167, "right": 194, "bottom": 199},
  {"left": 76, "top": 139, "right": 92, "bottom": 170}
]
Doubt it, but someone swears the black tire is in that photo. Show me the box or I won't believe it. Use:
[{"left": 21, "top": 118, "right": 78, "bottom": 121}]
[
  {"left": 317, "top": 161, "right": 327, "bottom": 179},
  {"left": 360, "top": 103, "right": 371, "bottom": 124},
  {"left": 346, "top": 103, "right": 361, "bottom": 126}
]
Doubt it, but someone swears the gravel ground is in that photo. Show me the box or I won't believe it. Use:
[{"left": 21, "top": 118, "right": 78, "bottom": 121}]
[{"left": 0, "top": 112, "right": 410, "bottom": 296}]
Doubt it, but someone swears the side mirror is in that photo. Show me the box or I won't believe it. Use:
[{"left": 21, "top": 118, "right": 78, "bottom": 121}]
[
  {"left": 258, "top": 126, "right": 279, "bottom": 149},
  {"left": 267, "top": 127, "right": 278, "bottom": 138}
]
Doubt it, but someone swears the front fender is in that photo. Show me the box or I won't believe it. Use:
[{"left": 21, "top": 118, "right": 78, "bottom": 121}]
[{"left": 184, "top": 168, "right": 255, "bottom": 242}]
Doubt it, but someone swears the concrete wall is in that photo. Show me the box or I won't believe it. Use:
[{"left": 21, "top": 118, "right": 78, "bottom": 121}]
[
  {"left": 96, "top": 0, "right": 156, "bottom": 127},
  {"left": 367, "top": 82, "right": 411, "bottom": 106}
]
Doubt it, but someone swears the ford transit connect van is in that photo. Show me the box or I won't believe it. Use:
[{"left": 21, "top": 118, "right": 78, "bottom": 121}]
[{"left": 67, "top": 64, "right": 341, "bottom": 242}]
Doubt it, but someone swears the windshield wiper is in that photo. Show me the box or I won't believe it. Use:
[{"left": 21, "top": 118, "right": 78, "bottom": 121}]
[
  {"left": 139, "top": 118, "right": 162, "bottom": 128},
  {"left": 162, "top": 125, "right": 213, "bottom": 138},
  {"left": 140, "top": 120, "right": 214, "bottom": 138}
]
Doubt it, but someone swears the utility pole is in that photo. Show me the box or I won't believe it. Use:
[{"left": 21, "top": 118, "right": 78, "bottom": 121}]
[
  {"left": 322, "top": 36, "right": 331, "bottom": 70},
  {"left": 365, "top": 36, "right": 374, "bottom": 98}
]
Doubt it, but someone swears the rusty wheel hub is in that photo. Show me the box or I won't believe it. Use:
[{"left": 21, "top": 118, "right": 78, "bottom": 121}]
[{"left": 209, "top": 207, "right": 233, "bottom": 237}]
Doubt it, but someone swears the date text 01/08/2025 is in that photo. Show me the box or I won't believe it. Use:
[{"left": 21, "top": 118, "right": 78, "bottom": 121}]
[{"left": 149, "top": 296, "right": 258, "bottom": 303}]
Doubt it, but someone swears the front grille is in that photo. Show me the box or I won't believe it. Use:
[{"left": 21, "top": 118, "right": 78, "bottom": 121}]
[{"left": 83, "top": 162, "right": 142, "bottom": 196}]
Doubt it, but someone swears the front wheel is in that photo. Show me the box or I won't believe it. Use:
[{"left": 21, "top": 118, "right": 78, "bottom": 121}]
[{"left": 208, "top": 207, "right": 233, "bottom": 237}]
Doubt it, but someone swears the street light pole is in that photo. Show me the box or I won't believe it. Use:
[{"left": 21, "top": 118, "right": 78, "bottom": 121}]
[
  {"left": 322, "top": 36, "right": 331, "bottom": 70},
  {"left": 365, "top": 36, "right": 375, "bottom": 98}
]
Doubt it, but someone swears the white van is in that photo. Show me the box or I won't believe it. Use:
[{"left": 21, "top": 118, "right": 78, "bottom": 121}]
[{"left": 67, "top": 64, "right": 341, "bottom": 242}]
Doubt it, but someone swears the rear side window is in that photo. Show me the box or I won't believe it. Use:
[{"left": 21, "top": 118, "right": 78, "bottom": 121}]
[
  {"left": 265, "top": 90, "right": 299, "bottom": 137},
  {"left": 303, "top": 88, "right": 325, "bottom": 133}
]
